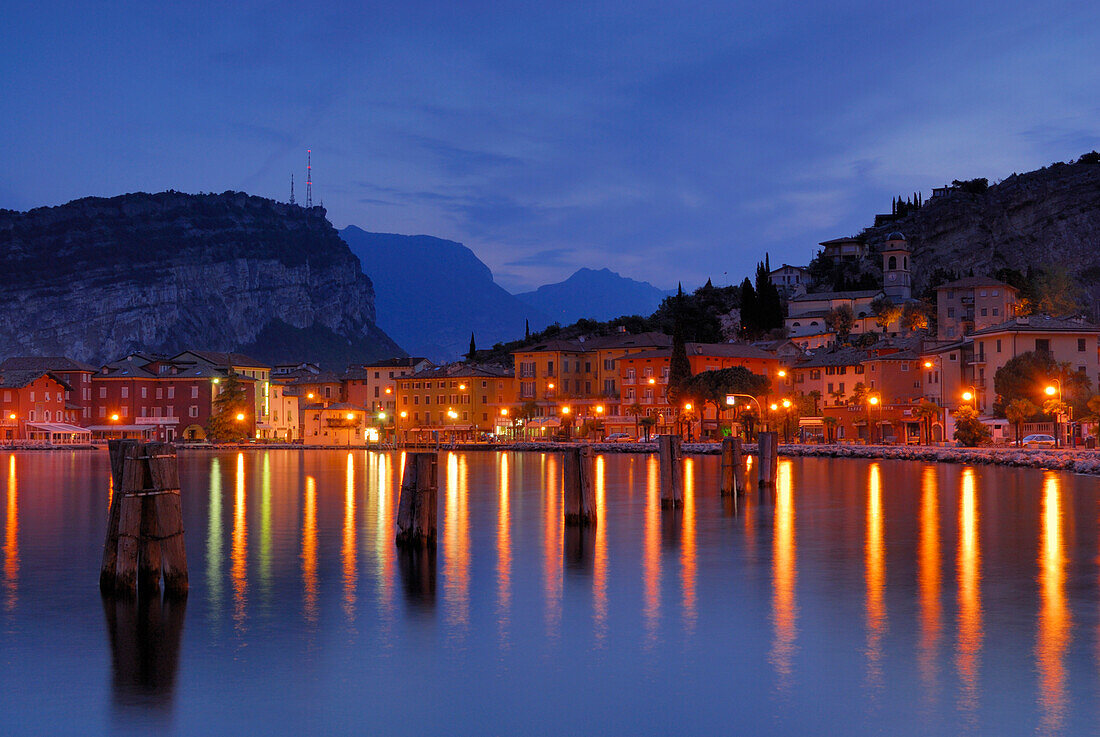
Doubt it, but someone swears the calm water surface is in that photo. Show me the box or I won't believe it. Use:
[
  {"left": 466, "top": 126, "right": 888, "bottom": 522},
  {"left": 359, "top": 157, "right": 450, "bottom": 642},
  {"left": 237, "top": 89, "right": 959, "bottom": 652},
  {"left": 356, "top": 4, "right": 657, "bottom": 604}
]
[{"left": 1, "top": 450, "right": 1099, "bottom": 735}]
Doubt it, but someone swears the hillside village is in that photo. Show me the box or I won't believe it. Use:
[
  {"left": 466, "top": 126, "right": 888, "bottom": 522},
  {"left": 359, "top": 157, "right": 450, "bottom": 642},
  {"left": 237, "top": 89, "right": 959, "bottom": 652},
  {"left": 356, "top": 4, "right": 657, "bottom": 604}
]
[{"left": 3, "top": 221, "right": 1096, "bottom": 449}]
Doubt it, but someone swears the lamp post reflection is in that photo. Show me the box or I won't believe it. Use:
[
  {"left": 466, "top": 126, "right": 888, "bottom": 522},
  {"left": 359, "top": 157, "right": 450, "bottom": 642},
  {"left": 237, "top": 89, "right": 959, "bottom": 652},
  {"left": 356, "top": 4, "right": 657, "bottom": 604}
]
[
  {"left": 4, "top": 455, "right": 17, "bottom": 612},
  {"left": 1037, "top": 473, "right": 1069, "bottom": 734},
  {"left": 342, "top": 453, "right": 357, "bottom": 625},
  {"left": 302, "top": 475, "right": 318, "bottom": 627},
  {"left": 865, "top": 462, "right": 885, "bottom": 692},
  {"left": 542, "top": 453, "right": 561, "bottom": 639},
  {"left": 444, "top": 453, "right": 470, "bottom": 642},
  {"left": 681, "top": 457, "right": 697, "bottom": 634},
  {"left": 917, "top": 465, "right": 942, "bottom": 704},
  {"left": 770, "top": 459, "right": 796, "bottom": 690},
  {"left": 644, "top": 455, "right": 661, "bottom": 648},
  {"left": 231, "top": 453, "right": 247, "bottom": 633},
  {"left": 594, "top": 455, "right": 608, "bottom": 647},
  {"left": 497, "top": 453, "right": 511, "bottom": 648},
  {"left": 956, "top": 467, "right": 982, "bottom": 720}
]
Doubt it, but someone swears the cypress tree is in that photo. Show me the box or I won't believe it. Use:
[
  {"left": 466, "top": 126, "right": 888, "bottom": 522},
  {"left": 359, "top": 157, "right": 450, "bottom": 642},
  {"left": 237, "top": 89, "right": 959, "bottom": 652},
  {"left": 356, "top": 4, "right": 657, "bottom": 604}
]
[
  {"left": 740, "top": 277, "right": 758, "bottom": 337},
  {"left": 666, "top": 285, "right": 692, "bottom": 406},
  {"left": 524, "top": 319, "right": 530, "bottom": 340},
  {"left": 467, "top": 332, "right": 476, "bottom": 361}
]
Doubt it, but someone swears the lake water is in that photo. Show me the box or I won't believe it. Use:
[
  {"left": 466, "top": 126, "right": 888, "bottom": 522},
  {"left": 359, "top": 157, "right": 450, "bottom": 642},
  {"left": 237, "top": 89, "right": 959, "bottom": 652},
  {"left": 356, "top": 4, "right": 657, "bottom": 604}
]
[{"left": 1, "top": 449, "right": 1098, "bottom": 735}]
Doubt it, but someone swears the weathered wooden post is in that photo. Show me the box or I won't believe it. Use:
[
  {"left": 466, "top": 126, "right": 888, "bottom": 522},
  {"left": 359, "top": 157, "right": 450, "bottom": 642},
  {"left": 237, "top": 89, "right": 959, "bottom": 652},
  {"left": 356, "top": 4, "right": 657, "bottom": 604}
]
[
  {"left": 758, "top": 431, "right": 779, "bottom": 488},
  {"left": 563, "top": 446, "right": 596, "bottom": 526},
  {"left": 101, "top": 439, "right": 138, "bottom": 592},
  {"left": 101, "top": 441, "right": 188, "bottom": 597},
  {"left": 720, "top": 437, "right": 744, "bottom": 496},
  {"left": 658, "top": 434, "right": 683, "bottom": 509},
  {"left": 396, "top": 452, "right": 438, "bottom": 547}
]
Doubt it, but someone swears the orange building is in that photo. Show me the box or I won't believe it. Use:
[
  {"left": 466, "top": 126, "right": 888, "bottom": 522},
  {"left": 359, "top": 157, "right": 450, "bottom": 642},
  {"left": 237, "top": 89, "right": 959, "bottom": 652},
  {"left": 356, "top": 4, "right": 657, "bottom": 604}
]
[
  {"left": 343, "top": 357, "right": 433, "bottom": 413},
  {"left": 611, "top": 343, "right": 781, "bottom": 437},
  {"left": 394, "top": 364, "right": 515, "bottom": 443}
]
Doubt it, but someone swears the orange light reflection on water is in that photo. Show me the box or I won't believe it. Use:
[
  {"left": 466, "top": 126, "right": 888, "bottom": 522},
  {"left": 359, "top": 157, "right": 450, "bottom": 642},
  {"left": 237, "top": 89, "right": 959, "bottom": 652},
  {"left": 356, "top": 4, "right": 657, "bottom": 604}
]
[
  {"left": 542, "top": 453, "right": 561, "bottom": 639},
  {"left": 1037, "top": 473, "right": 1070, "bottom": 735},
  {"left": 302, "top": 475, "right": 318, "bottom": 626},
  {"left": 956, "top": 467, "right": 982, "bottom": 719},
  {"left": 865, "top": 462, "right": 885, "bottom": 691},
  {"left": 917, "top": 465, "right": 942, "bottom": 703},
  {"left": 375, "top": 452, "right": 395, "bottom": 623},
  {"left": 681, "top": 457, "right": 697, "bottom": 634},
  {"left": 444, "top": 453, "right": 470, "bottom": 639},
  {"left": 770, "top": 459, "right": 796, "bottom": 689},
  {"left": 342, "top": 453, "right": 357, "bottom": 624},
  {"left": 594, "top": 455, "right": 608, "bottom": 646},
  {"left": 231, "top": 452, "right": 247, "bottom": 631},
  {"left": 497, "top": 453, "right": 511, "bottom": 647},
  {"left": 643, "top": 455, "right": 660, "bottom": 647},
  {"left": 4, "top": 456, "right": 17, "bottom": 612}
]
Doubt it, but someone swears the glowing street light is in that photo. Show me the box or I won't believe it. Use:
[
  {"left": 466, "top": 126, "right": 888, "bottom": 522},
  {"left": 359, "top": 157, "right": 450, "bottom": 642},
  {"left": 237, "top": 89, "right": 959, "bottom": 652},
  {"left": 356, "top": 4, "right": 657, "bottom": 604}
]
[
  {"left": 7, "top": 413, "right": 14, "bottom": 420},
  {"left": 212, "top": 377, "right": 220, "bottom": 384},
  {"left": 777, "top": 369, "right": 787, "bottom": 378},
  {"left": 500, "top": 408, "right": 509, "bottom": 416},
  {"left": 346, "top": 413, "right": 354, "bottom": 421},
  {"left": 447, "top": 410, "right": 458, "bottom": 419},
  {"left": 684, "top": 403, "right": 692, "bottom": 411},
  {"left": 769, "top": 403, "right": 778, "bottom": 411},
  {"left": 236, "top": 413, "right": 245, "bottom": 421},
  {"left": 110, "top": 413, "right": 120, "bottom": 421},
  {"left": 868, "top": 396, "right": 879, "bottom": 406},
  {"left": 378, "top": 412, "right": 387, "bottom": 420},
  {"left": 459, "top": 384, "right": 466, "bottom": 390},
  {"left": 1044, "top": 384, "right": 1058, "bottom": 397},
  {"left": 595, "top": 405, "right": 604, "bottom": 415},
  {"left": 561, "top": 406, "right": 571, "bottom": 415},
  {"left": 781, "top": 398, "right": 792, "bottom": 408},
  {"left": 399, "top": 411, "right": 407, "bottom": 419},
  {"left": 384, "top": 387, "right": 392, "bottom": 394},
  {"left": 548, "top": 383, "right": 555, "bottom": 390},
  {"left": 307, "top": 392, "right": 314, "bottom": 399},
  {"left": 648, "top": 378, "right": 656, "bottom": 385}
]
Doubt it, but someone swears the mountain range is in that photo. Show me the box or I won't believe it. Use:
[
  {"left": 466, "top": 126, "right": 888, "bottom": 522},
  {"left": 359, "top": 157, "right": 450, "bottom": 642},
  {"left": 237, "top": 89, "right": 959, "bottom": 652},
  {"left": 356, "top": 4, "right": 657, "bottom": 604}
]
[{"left": 515, "top": 267, "right": 672, "bottom": 324}]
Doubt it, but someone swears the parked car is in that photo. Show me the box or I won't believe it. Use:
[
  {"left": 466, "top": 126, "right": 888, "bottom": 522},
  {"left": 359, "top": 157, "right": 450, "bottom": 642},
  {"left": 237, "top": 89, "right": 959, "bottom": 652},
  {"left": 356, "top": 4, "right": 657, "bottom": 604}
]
[
  {"left": 1020, "top": 434, "right": 1057, "bottom": 448},
  {"left": 606, "top": 432, "right": 634, "bottom": 442}
]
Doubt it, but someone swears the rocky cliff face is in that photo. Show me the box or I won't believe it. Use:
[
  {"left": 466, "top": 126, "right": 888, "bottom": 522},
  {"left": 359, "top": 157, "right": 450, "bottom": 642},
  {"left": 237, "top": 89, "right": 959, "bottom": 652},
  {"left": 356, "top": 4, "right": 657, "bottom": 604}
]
[
  {"left": 859, "top": 157, "right": 1100, "bottom": 290},
  {"left": 0, "top": 191, "right": 403, "bottom": 366}
]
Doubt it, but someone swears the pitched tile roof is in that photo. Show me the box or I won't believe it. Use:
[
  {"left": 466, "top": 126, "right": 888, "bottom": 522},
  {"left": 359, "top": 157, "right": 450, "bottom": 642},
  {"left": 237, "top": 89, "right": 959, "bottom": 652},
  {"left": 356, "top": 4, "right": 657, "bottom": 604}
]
[
  {"left": 970, "top": 314, "right": 1100, "bottom": 336},
  {"left": 0, "top": 356, "right": 97, "bottom": 372}
]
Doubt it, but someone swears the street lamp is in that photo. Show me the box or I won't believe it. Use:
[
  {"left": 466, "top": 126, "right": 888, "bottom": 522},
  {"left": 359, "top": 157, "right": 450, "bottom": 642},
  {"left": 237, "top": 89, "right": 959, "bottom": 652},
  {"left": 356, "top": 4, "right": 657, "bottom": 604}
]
[
  {"left": 236, "top": 413, "right": 245, "bottom": 421},
  {"left": 1045, "top": 379, "right": 1066, "bottom": 448},
  {"left": 726, "top": 393, "right": 763, "bottom": 436},
  {"left": 867, "top": 395, "right": 880, "bottom": 444}
]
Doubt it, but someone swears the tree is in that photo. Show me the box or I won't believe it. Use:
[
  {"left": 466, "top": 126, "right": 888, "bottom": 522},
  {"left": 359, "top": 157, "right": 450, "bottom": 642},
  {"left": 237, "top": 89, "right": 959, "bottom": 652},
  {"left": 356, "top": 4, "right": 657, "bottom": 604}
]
[
  {"left": 953, "top": 405, "right": 991, "bottom": 447},
  {"left": 207, "top": 374, "right": 251, "bottom": 442},
  {"left": 739, "top": 277, "right": 758, "bottom": 338},
  {"left": 1033, "top": 264, "right": 1084, "bottom": 315},
  {"left": 808, "top": 389, "right": 822, "bottom": 415},
  {"left": 467, "top": 332, "right": 477, "bottom": 361},
  {"left": 993, "top": 351, "right": 1091, "bottom": 417},
  {"left": 1004, "top": 398, "right": 1039, "bottom": 446},
  {"left": 870, "top": 296, "right": 902, "bottom": 332},
  {"left": 823, "top": 415, "right": 839, "bottom": 443},
  {"left": 682, "top": 367, "right": 772, "bottom": 425},
  {"left": 638, "top": 415, "right": 657, "bottom": 442},
  {"left": 850, "top": 382, "right": 869, "bottom": 406},
  {"left": 825, "top": 304, "right": 855, "bottom": 342},
  {"left": 666, "top": 286, "right": 693, "bottom": 407},
  {"left": 914, "top": 401, "right": 942, "bottom": 444},
  {"left": 754, "top": 259, "right": 784, "bottom": 333},
  {"left": 626, "top": 402, "right": 644, "bottom": 438},
  {"left": 901, "top": 301, "right": 930, "bottom": 332}
]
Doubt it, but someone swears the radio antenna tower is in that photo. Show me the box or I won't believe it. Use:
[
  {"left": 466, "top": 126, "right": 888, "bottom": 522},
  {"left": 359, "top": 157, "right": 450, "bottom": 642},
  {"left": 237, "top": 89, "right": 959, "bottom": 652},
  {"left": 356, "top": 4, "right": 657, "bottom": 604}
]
[
  {"left": 289, "top": 173, "right": 296, "bottom": 205},
  {"left": 306, "top": 149, "right": 313, "bottom": 207}
]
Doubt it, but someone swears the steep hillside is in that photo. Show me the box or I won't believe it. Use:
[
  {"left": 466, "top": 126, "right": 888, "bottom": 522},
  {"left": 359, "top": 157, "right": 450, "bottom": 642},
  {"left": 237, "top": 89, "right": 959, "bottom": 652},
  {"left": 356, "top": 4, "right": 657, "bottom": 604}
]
[
  {"left": 858, "top": 156, "right": 1100, "bottom": 289},
  {"left": 341, "top": 227, "right": 549, "bottom": 361},
  {"left": 0, "top": 191, "right": 402, "bottom": 366},
  {"left": 516, "top": 267, "right": 671, "bottom": 323}
]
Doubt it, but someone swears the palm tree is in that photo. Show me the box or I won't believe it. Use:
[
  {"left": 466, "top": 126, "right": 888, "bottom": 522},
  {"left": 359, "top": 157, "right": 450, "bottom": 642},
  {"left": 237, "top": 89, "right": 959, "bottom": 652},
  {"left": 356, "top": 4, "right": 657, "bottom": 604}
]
[
  {"left": 913, "top": 401, "right": 941, "bottom": 444},
  {"left": 829, "top": 388, "right": 845, "bottom": 407},
  {"left": 808, "top": 389, "right": 822, "bottom": 415},
  {"left": 850, "top": 382, "right": 868, "bottom": 406},
  {"left": 1005, "top": 398, "right": 1039, "bottom": 446},
  {"left": 626, "top": 402, "right": 644, "bottom": 439},
  {"left": 639, "top": 415, "right": 656, "bottom": 442},
  {"left": 823, "top": 416, "right": 839, "bottom": 443}
]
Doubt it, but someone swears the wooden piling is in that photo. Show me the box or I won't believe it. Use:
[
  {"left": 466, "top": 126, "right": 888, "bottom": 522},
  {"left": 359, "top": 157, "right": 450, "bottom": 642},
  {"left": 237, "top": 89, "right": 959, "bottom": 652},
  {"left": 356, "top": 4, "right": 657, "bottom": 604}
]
[
  {"left": 396, "top": 452, "right": 438, "bottom": 547},
  {"left": 100, "top": 439, "right": 138, "bottom": 592},
  {"left": 563, "top": 446, "right": 596, "bottom": 526},
  {"left": 720, "top": 437, "right": 744, "bottom": 496},
  {"left": 758, "top": 431, "right": 779, "bottom": 487},
  {"left": 658, "top": 434, "right": 683, "bottom": 509},
  {"left": 100, "top": 441, "right": 188, "bottom": 597}
]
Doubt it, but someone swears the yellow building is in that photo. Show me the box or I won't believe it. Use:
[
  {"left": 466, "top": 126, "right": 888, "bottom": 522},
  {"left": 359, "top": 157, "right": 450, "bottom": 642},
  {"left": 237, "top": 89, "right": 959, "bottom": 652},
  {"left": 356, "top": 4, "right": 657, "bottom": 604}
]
[
  {"left": 935, "top": 277, "right": 1019, "bottom": 340},
  {"left": 394, "top": 364, "right": 515, "bottom": 443},
  {"left": 343, "top": 357, "right": 433, "bottom": 413},
  {"left": 257, "top": 380, "right": 299, "bottom": 441},
  {"left": 512, "top": 331, "right": 671, "bottom": 421},
  {"left": 301, "top": 402, "right": 373, "bottom": 446},
  {"left": 969, "top": 315, "right": 1100, "bottom": 414}
]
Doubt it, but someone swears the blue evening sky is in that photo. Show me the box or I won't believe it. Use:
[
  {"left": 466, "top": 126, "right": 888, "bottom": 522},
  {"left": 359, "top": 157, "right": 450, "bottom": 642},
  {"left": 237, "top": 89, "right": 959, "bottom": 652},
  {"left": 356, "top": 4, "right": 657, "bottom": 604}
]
[{"left": 2, "top": 1, "right": 1098, "bottom": 291}]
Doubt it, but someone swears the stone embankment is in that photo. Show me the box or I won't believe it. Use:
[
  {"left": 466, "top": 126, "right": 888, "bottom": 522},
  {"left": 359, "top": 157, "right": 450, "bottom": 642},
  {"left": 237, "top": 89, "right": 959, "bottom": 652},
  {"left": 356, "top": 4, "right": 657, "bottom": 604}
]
[{"left": 504, "top": 441, "right": 1100, "bottom": 475}]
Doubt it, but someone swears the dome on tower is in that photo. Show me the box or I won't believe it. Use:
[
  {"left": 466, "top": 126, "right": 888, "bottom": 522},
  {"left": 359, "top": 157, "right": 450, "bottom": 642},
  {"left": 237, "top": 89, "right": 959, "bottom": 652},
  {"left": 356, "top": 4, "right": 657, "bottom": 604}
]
[{"left": 886, "top": 232, "right": 906, "bottom": 241}]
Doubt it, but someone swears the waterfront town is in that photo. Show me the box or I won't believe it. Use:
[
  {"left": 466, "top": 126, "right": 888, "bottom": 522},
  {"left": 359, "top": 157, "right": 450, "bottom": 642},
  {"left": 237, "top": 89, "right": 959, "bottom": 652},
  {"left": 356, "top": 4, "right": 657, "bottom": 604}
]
[{"left": 8, "top": 233, "right": 1096, "bottom": 451}]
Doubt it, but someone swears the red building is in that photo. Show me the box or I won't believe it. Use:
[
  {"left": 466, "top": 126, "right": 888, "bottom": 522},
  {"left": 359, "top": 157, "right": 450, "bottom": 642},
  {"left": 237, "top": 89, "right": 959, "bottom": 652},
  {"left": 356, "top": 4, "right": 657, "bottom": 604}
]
[
  {"left": 0, "top": 356, "right": 97, "bottom": 424},
  {"left": 0, "top": 370, "right": 78, "bottom": 441}
]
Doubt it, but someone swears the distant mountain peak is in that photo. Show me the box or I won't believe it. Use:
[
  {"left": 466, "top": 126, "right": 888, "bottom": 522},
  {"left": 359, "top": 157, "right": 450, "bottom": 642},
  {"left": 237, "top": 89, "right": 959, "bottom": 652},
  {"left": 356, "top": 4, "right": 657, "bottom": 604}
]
[{"left": 516, "top": 268, "right": 669, "bottom": 324}]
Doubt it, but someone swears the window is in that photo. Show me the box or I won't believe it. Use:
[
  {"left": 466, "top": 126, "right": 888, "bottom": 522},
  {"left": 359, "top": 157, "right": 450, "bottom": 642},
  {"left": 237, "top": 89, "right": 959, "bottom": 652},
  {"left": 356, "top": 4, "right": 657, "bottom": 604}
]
[
  {"left": 980, "top": 308, "right": 987, "bottom": 317},
  {"left": 947, "top": 307, "right": 955, "bottom": 318},
  {"left": 1036, "top": 339, "right": 1051, "bottom": 354},
  {"left": 190, "top": 406, "right": 198, "bottom": 418},
  {"left": 167, "top": 387, "right": 174, "bottom": 399},
  {"left": 992, "top": 308, "right": 999, "bottom": 316},
  {"left": 121, "top": 386, "right": 128, "bottom": 398},
  {"left": 547, "top": 361, "right": 554, "bottom": 376},
  {"left": 979, "top": 290, "right": 987, "bottom": 297},
  {"left": 98, "top": 407, "right": 105, "bottom": 418},
  {"left": 156, "top": 387, "right": 163, "bottom": 399},
  {"left": 140, "top": 387, "right": 147, "bottom": 399},
  {"left": 901, "top": 363, "right": 909, "bottom": 372},
  {"left": 191, "top": 385, "right": 198, "bottom": 399},
  {"left": 996, "top": 339, "right": 1002, "bottom": 352},
  {"left": 992, "top": 290, "right": 999, "bottom": 296},
  {"left": 1078, "top": 338, "right": 1087, "bottom": 352},
  {"left": 888, "top": 255, "right": 897, "bottom": 269}
]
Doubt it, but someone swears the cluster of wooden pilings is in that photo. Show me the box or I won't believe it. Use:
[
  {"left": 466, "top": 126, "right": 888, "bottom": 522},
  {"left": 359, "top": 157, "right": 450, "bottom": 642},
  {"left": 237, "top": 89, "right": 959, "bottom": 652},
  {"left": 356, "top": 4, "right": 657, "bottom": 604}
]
[
  {"left": 394, "top": 432, "right": 779, "bottom": 547},
  {"left": 100, "top": 440, "right": 189, "bottom": 598}
]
